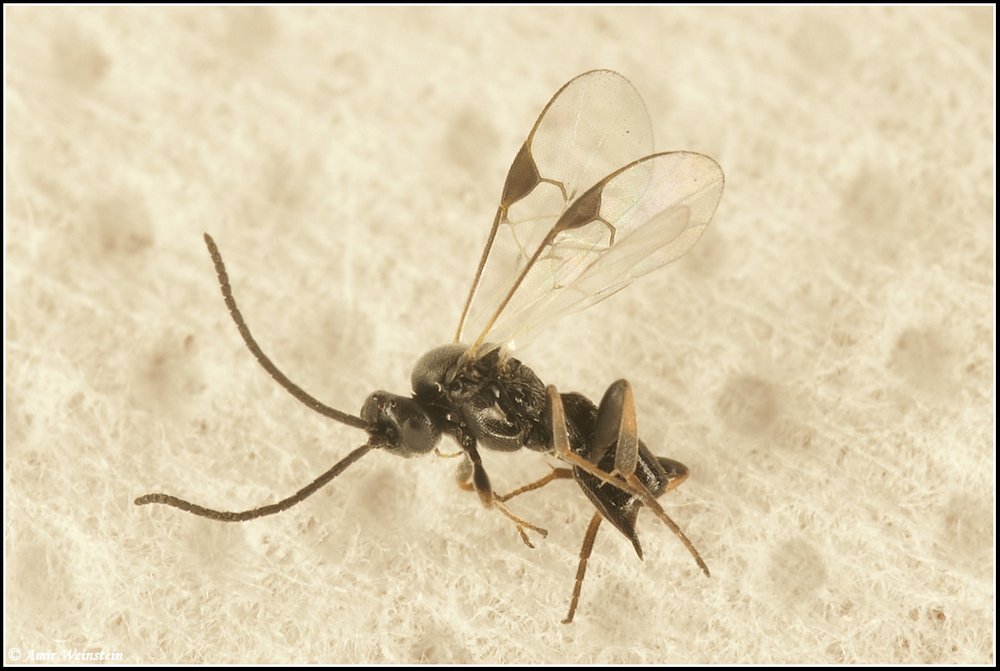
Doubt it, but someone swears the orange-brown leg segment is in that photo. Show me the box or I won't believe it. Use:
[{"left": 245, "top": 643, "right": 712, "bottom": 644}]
[
  {"left": 658, "top": 457, "right": 689, "bottom": 493},
  {"left": 453, "top": 454, "right": 549, "bottom": 548},
  {"left": 496, "top": 467, "right": 574, "bottom": 503},
  {"left": 594, "top": 379, "right": 640, "bottom": 478},
  {"left": 546, "top": 385, "right": 710, "bottom": 578},
  {"left": 435, "top": 447, "right": 466, "bottom": 459},
  {"left": 494, "top": 501, "right": 549, "bottom": 549},
  {"left": 562, "top": 512, "right": 603, "bottom": 624}
]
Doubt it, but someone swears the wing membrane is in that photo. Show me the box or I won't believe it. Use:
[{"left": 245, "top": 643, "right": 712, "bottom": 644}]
[
  {"left": 471, "top": 152, "right": 724, "bottom": 351},
  {"left": 455, "top": 70, "right": 654, "bottom": 344}
]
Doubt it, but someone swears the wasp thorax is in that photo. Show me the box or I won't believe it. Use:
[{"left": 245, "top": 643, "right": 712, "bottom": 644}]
[
  {"left": 411, "top": 344, "right": 467, "bottom": 398},
  {"left": 360, "top": 391, "right": 441, "bottom": 456}
]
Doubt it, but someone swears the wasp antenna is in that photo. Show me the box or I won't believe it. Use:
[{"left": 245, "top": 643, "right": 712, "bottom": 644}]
[
  {"left": 134, "top": 444, "right": 373, "bottom": 521},
  {"left": 203, "top": 233, "right": 369, "bottom": 431}
]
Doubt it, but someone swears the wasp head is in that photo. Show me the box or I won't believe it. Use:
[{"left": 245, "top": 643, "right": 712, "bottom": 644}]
[{"left": 361, "top": 392, "right": 441, "bottom": 457}]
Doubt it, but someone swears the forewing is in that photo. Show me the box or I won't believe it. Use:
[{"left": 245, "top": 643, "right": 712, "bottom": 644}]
[
  {"left": 455, "top": 70, "right": 654, "bottom": 344},
  {"left": 472, "top": 151, "right": 724, "bottom": 351}
]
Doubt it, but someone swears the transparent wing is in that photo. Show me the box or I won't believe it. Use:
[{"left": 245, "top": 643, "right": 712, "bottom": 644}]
[
  {"left": 454, "top": 70, "right": 654, "bottom": 345},
  {"left": 467, "top": 151, "right": 725, "bottom": 352}
]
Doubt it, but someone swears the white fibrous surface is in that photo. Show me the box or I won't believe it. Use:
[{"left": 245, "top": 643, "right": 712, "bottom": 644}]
[{"left": 4, "top": 6, "right": 994, "bottom": 664}]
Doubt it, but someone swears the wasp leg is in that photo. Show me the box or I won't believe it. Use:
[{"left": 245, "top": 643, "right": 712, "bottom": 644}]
[
  {"left": 454, "top": 454, "right": 549, "bottom": 548},
  {"left": 495, "top": 467, "right": 574, "bottom": 503},
  {"left": 454, "top": 428, "right": 495, "bottom": 508},
  {"left": 435, "top": 447, "right": 466, "bottom": 459},
  {"left": 563, "top": 512, "right": 602, "bottom": 625},
  {"left": 657, "top": 457, "right": 689, "bottom": 493},
  {"left": 546, "top": 385, "right": 710, "bottom": 577},
  {"left": 494, "top": 501, "right": 549, "bottom": 549},
  {"left": 593, "top": 379, "right": 639, "bottom": 478},
  {"left": 455, "top": 452, "right": 475, "bottom": 491},
  {"left": 547, "top": 384, "right": 633, "bottom": 493},
  {"left": 561, "top": 457, "right": 686, "bottom": 624}
]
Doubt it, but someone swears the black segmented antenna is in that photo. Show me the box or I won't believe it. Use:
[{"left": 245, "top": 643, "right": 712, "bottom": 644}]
[
  {"left": 134, "top": 234, "right": 376, "bottom": 520},
  {"left": 133, "top": 444, "right": 372, "bottom": 521},
  {"left": 202, "top": 233, "right": 369, "bottom": 430}
]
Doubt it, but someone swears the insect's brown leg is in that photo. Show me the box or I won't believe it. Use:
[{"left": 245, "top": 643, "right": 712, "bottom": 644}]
[
  {"left": 455, "top": 430, "right": 494, "bottom": 508},
  {"left": 496, "top": 467, "right": 574, "bottom": 503},
  {"left": 494, "top": 501, "right": 549, "bottom": 549},
  {"left": 454, "top": 453, "right": 475, "bottom": 492},
  {"left": 548, "top": 384, "right": 626, "bottom": 491},
  {"left": 657, "top": 457, "right": 689, "bottom": 493},
  {"left": 594, "top": 379, "right": 639, "bottom": 477},
  {"left": 453, "top": 454, "right": 548, "bottom": 548},
  {"left": 435, "top": 447, "right": 466, "bottom": 459},
  {"left": 617, "top": 469, "right": 709, "bottom": 577},
  {"left": 563, "top": 512, "right": 602, "bottom": 625},
  {"left": 546, "top": 385, "right": 710, "bottom": 578}
]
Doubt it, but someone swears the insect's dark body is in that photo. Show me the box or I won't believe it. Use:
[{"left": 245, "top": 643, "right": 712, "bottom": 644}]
[
  {"left": 362, "top": 344, "right": 679, "bottom": 558},
  {"left": 420, "top": 344, "right": 551, "bottom": 453}
]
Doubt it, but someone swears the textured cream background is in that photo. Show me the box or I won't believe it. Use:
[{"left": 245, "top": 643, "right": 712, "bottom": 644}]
[{"left": 4, "top": 6, "right": 994, "bottom": 665}]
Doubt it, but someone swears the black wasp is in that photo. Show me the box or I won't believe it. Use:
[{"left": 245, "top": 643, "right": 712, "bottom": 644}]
[{"left": 136, "top": 70, "right": 725, "bottom": 623}]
